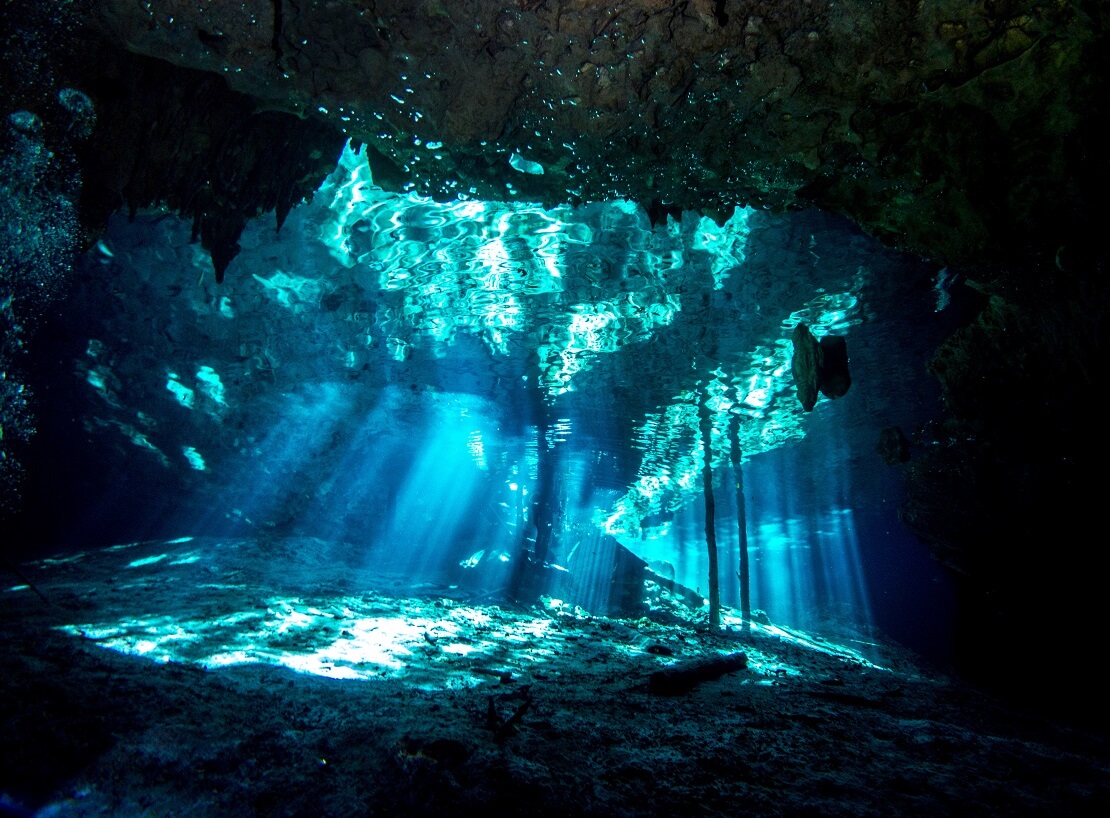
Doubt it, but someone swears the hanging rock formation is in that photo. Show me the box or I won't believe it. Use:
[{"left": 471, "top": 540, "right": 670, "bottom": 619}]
[
  {"left": 790, "top": 323, "right": 851, "bottom": 412},
  {"left": 816, "top": 334, "right": 851, "bottom": 400}
]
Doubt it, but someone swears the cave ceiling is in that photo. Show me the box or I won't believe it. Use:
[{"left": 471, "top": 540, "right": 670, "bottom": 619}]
[
  {"left": 81, "top": 0, "right": 1107, "bottom": 280},
  {"left": 3, "top": 1, "right": 1109, "bottom": 670}
]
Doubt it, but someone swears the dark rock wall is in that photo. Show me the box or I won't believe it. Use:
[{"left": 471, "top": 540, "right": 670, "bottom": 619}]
[
  {"left": 901, "top": 277, "right": 1108, "bottom": 712},
  {"left": 1, "top": 2, "right": 86, "bottom": 513}
]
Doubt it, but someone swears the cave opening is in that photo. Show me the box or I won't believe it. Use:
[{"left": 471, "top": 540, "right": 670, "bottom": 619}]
[{"left": 15, "top": 139, "right": 963, "bottom": 658}]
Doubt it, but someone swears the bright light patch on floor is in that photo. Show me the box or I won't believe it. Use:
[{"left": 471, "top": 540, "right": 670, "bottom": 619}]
[
  {"left": 441, "top": 643, "right": 479, "bottom": 656},
  {"left": 41, "top": 536, "right": 890, "bottom": 698},
  {"left": 58, "top": 592, "right": 558, "bottom": 689}
]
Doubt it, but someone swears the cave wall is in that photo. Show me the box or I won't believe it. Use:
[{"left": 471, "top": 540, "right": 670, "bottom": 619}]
[
  {"left": 899, "top": 277, "right": 1108, "bottom": 706},
  {"left": 3, "top": 2, "right": 350, "bottom": 283}
]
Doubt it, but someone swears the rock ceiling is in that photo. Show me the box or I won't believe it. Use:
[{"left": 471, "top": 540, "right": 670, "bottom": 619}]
[{"left": 84, "top": 0, "right": 1106, "bottom": 278}]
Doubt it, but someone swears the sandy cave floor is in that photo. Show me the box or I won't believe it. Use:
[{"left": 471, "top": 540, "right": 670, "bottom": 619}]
[{"left": 2, "top": 536, "right": 1108, "bottom": 817}]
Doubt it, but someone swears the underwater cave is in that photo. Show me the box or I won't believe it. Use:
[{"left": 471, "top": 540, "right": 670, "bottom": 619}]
[{"left": 2, "top": 1, "right": 1109, "bottom": 816}]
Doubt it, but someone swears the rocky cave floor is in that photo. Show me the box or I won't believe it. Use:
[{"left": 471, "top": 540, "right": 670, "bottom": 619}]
[{"left": 2, "top": 536, "right": 1108, "bottom": 817}]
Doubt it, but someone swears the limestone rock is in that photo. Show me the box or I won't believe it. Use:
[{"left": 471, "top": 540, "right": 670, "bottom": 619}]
[{"left": 791, "top": 323, "right": 821, "bottom": 413}]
